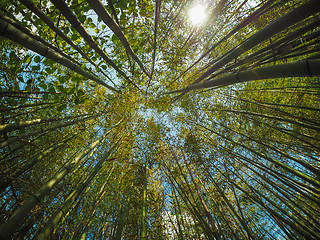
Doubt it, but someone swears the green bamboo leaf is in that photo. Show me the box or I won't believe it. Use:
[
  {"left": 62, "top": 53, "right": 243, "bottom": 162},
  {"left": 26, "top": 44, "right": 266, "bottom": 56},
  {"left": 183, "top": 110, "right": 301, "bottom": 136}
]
[
  {"left": 24, "top": 55, "right": 31, "bottom": 63},
  {"left": 45, "top": 67, "right": 54, "bottom": 74},
  {"left": 71, "top": 34, "right": 78, "bottom": 41},
  {"left": 34, "top": 55, "right": 41, "bottom": 63}
]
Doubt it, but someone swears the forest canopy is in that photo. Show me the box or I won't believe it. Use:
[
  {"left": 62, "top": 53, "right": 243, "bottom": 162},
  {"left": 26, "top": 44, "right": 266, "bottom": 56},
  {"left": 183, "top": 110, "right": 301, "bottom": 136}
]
[{"left": 0, "top": 0, "right": 319, "bottom": 239}]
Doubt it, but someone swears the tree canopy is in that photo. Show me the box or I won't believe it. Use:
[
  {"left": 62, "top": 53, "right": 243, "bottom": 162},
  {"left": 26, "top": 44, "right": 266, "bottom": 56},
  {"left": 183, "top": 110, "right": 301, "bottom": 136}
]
[{"left": 0, "top": 0, "right": 319, "bottom": 239}]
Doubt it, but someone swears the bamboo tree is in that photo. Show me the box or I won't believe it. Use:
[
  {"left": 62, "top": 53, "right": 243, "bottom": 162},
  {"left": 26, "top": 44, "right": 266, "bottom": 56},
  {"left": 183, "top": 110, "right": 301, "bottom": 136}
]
[
  {"left": 188, "top": 0, "right": 320, "bottom": 85},
  {"left": 204, "top": 137, "right": 320, "bottom": 205},
  {"left": 238, "top": 155, "right": 319, "bottom": 224},
  {"left": 140, "top": 163, "right": 147, "bottom": 240},
  {"left": 207, "top": 118, "right": 320, "bottom": 176},
  {"left": 170, "top": 0, "right": 277, "bottom": 86},
  {"left": 202, "top": 19, "right": 320, "bottom": 82},
  {"left": 211, "top": 147, "right": 320, "bottom": 236},
  {"left": 49, "top": 0, "right": 139, "bottom": 90},
  {"left": 0, "top": 132, "right": 77, "bottom": 192},
  {"left": 163, "top": 155, "right": 216, "bottom": 239},
  {"left": 171, "top": 186, "right": 185, "bottom": 240},
  {"left": 240, "top": 114, "right": 320, "bottom": 152},
  {"left": 0, "top": 14, "right": 79, "bottom": 65},
  {"left": 206, "top": 107, "right": 320, "bottom": 132},
  {"left": 0, "top": 19, "right": 118, "bottom": 92},
  {"left": 86, "top": 0, "right": 150, "bottom": 78},
  {"left": 167, "top": 59, "right": 320, "bottom": 94},
  {"left": 224, "top": 92, "right": 319, "bottom": 126},
  {"left": 1, "top": 0, "right": 319, "bottom": 238},
  {"left": 184, "top": 159, "right": 221, "bottom": 239},
  {"left": 0, "top": 127, "right": 117, "bottom": 239},
  {"left": 34, "top": 139, "right": 120, "bottom": 240},
  {"left": 72, "top": 164, "right": 115, "bottom": 240},
  {"left": 113, "top": 180, "right": 134, "bottom": 240},
  {"left": 228, "top": 168, "right": 319, "bottom": 239},
  {"left": 0, "top": 102, "right": 53, "bottom": 113},
  {"left": 200, "top": 122, "right": 320, "bottom": 190},
  {"left": 0, "top": 113, "right": 91, "bottom": 134},
  {"left": 150, "top": 0, "right": 161, "bottom": 78},
  {"left": 0, "top": 114, "right": 97, "bottom": 148},
  {"left": 17, "top": 0, "right": 97, "bottom": 67}
]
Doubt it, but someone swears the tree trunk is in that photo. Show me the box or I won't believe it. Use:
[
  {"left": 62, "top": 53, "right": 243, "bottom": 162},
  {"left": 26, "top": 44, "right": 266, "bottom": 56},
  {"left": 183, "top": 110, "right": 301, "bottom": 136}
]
[
  {"left": 0, "top": 130, "right": 112, "bottom": 239},
  {"left": 34, "top": 142, "right": 119, "bottom": 240},
  {"left": 0, "top": 18, "right": 117, "bottom": 92},
  {"left": 49, "top": 0, "right": 137, "bottom": 90},
  {"left": 86, "top": 0, "right": 150, "bottom": 78},
  {"left": 167, "top": 59, "right": 320, "bottom": 94}
]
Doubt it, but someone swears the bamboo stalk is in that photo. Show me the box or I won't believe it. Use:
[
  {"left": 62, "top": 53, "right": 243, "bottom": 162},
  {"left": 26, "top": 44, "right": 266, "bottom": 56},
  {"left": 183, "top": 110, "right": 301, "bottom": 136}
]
[
  {"left": 0, "top": 102, "right": 53, "bottom": 113},
  {"left": 0, "top": 132, "right": 111, "bottom": 239},
  {"left": 171, "top": 0, "right": 277, "bottom": 85},
  {"left": 86, "top": 0, "right": 150, "bottom": 78},
  {"left": 0, "top": 14, "right": 79, "bottom": 65},
  {"left": 167, "top": 59, "right": 320, "bottom": 94},
  {"left": 0, "top": 115, "right": 96, "bottom": 148},
  {"left": 196, "top": 122, "right": 320, "bottom": 189},
  {"left": 0, "top": 133, "right": 77, "bottom": 193},
  {"left": 0, "top": 114, "right": 91, "bottom": 134},
  {"left": 0, "top": 19, "right": 118, "bottom": 92},
  {"left": 185, "top": 162, "right": 221, "bottom": 239},
  {"left": 189, "top": 0, "right": 320, "bottom": 85},
  {"left": 18, "top": 0, "right": 96, "bottom": 67},
  {"left": 34, "top": 140, "right": 119, "bottom": 240},
  {"left": 49, "top": 0, "right": 139, "bottom": 90},
  {"left": 207, "top": 108, "right": 320, "bottom": 132}
]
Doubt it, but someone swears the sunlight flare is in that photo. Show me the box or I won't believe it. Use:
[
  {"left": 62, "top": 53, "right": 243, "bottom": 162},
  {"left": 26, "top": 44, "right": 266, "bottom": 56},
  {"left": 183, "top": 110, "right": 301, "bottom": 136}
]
[{"left": 189, "top": 5, "right": 206, "bottom": 25}]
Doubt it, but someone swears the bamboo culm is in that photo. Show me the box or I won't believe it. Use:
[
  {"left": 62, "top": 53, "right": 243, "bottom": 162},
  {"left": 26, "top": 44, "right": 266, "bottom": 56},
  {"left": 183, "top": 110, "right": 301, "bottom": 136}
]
[
  {"left": 86, "top": 0, "right": 150, "bottom": 78},
  {"left": 0, "top": 131, "right": 111, "bottom": 239},
  {"left": 190, "top": 0, "right": 320, "bottom": 85},
  {"left": 49, "top": 0, "right": 137, "bottom": 89},
  {"left": 168, "top": 59, "right": 320, "bottom": 94},
  {"left": 0, "top": 18, "right": 118, "bottom": 93},
  {"left": 34, "top": 140, "right": 120, "bottom": 239}
]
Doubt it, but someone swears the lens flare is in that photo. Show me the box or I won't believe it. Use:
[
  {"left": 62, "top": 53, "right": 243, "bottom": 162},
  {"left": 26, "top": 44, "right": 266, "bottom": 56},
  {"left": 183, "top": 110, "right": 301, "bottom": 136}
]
[{"left": 189, "top": 5, "right": 206, "bottom": 25}]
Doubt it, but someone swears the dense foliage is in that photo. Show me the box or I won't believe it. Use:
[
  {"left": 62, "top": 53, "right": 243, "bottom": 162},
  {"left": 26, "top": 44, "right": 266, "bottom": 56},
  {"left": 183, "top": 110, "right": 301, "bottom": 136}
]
[{"left": 0, "top": 0, "right": 319, "bottom": 239}]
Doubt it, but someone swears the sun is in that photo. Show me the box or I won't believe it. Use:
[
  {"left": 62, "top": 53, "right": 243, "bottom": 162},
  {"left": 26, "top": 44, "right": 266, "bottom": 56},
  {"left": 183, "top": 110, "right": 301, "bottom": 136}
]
[{"left": 188, "top": 5, "right": 206, "bottom": 25}]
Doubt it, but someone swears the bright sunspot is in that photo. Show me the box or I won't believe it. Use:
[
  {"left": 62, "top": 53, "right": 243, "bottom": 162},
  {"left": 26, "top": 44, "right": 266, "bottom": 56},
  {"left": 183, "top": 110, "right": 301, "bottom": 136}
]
[{"left": 189, "top": 5, "right": 206, "bottom": 25}]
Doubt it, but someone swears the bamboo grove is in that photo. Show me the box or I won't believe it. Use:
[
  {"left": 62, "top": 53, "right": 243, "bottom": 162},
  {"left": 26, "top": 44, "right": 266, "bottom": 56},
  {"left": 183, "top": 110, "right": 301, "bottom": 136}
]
[{"left": 0, "top": 0, "right": 319, "bottom": 239}]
